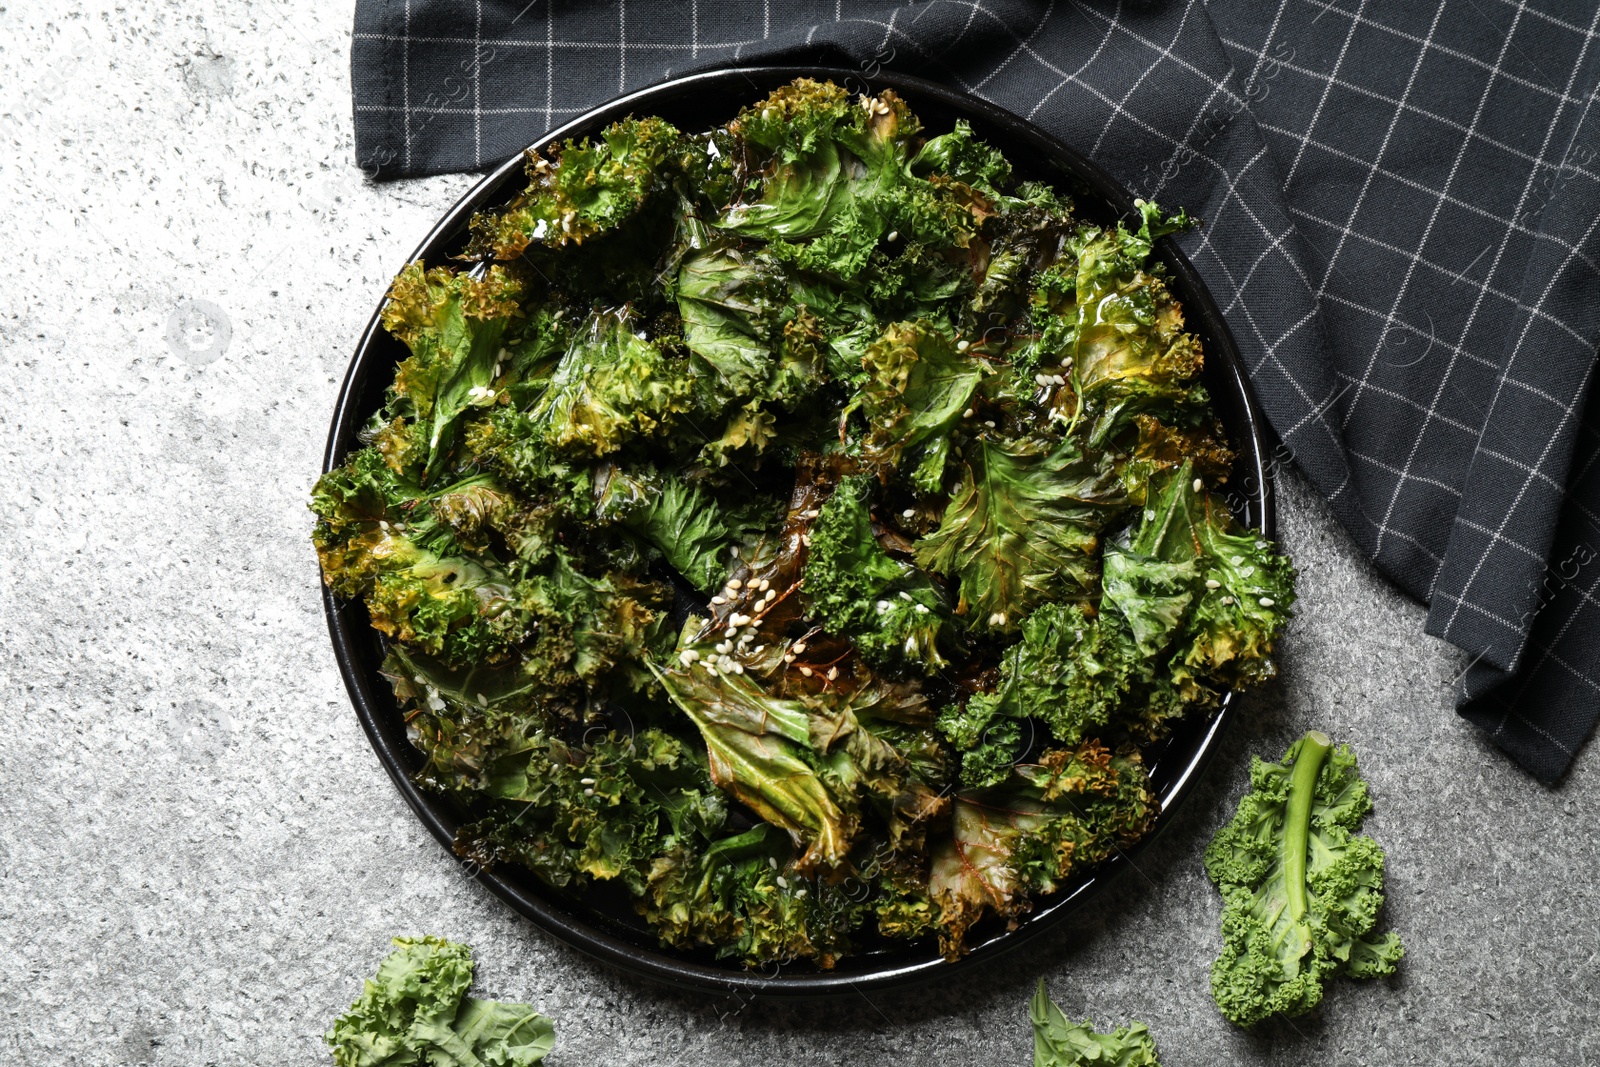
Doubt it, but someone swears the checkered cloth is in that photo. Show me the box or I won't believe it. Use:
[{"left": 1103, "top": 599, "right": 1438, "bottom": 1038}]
[{"left": 350, "top": 1, "right": 1600, "bottom": 783}]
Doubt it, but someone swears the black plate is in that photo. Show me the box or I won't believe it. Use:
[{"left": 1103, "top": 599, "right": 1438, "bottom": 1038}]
[{"left": 323, "top": 66, "right": 1275, "bottom": 999}]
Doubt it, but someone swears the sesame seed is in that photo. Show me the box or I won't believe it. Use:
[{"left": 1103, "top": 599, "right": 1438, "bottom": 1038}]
[
  {"left": 957, "top": 340, "right": 970, "bottom": 352},
  {"left": 768, "top": 857, "right": 778, "bottom": 869},
  {"left": 963, "top": 407, "right": 975, "bottom": 418},
  {"left": 792, "top": 641, "right": 807, "bottom": 654},
  {"left": 758, "top": 579, "right": 770, "bottom": 592},
  {"left": 1193, "top": 477, "right": 1204, "bottom": 492},
  {"left": 1258, "top": 597, "right": 1276, "bottom": 607},
  {"left": 1221, "top": 596, "right": 1234, "bottom": 606},
  {"left": 727, "top": 579, "right": 742, "bottom": 591},
  {"left": 886, "top": 230, "right": 899, "bottom": 242},
  {"left": 902, "top": 508, "right": 916, "bottom": 519},
  {"left": 731, "top": 662, "right": 745, "bottom": 675},
  {"left": 776, "top": 875, "right": 788, "bottom": 888},
  {"left": 826, "top": 666, "right": 839, "bottom": 681},
  {"left": 1034, "top": 373, "right": 1051, "bottom": 386},
  {"left": 983, "top": 420, "right": 996, "bottom": 428},
  {"left": 798, "top": 666, "right": 813, "bottom": 677},
  {"left": 583, "top": 787, "right": 594, "bottom": 797},
  {"left": 915, "top": 604, "right": 930, "bottom": 614},
  {"left": 877, "top": 600, "right": 892, "bottom": 612},
  {"left": 988, "top": 612, "right": 1007, "bottom": 627},
  {"left": 784, "top": 653, "right": 795, "bottom": 663},
  {"left": 710, "top": 595, "right": 726, "bottom": 605},
  {"left": 1205, "top": 579, "right": 1221, "bottom": 590},
  {"left": 754, "top": 645, "right": 766, "bottom": 655},
  {"left": 580, "top": 777, "right": 596, "bottom": 785},
  {"left": 900, "top": 591, "right": 913, "bottom": 601}
]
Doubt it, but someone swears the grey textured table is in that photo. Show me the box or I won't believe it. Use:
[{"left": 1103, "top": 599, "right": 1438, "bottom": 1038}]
[{"left": 1, "top": 4, "right": 1596, "bottom": 1064}]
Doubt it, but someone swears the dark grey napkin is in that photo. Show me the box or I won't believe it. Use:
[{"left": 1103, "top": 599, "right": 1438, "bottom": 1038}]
[{"left": 350, "top": 0, "right": 1600, "bottom": 783}]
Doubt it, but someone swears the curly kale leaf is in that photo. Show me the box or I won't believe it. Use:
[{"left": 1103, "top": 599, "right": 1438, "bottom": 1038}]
[
  {"left": 939, "top": 602, "right": 1141, "bottom": 787},
  {"left": 909, "top": 119, "right": 1011, "bottom": 200},
  {"left": 526, "top": 307, "right": 696, "bottom": 456},
  {"left": 513, "top": 549, "right": 672, "bottom": 706},
  {"left": 938, "top": 465, "right": 1280, "bottom": 771},
  {"left": 852, "top": 320, "right": 983, "bottom": 489},
  {"left": 722, "top": 82, "right": 985, "bottom": 282},
  {"left": 325, "top": 936, "right": 554, "bottom": 1067},
  {"left": 1064, "top": 202, "right": 1209, "bottom": 447},
  {"left": 1205, "top": 732, "right": 1404, "bottom": 1028},
  {"left": 650, "top": 648, "right": 858, "bottom": 870},
  {"left": 594, "top": 462, "right": 765, "bottom": 594},
  {"left": 915, "top": 436, "right": 1128, "bottom": 632},
  {"left": 455, "top": 728, "right": 727, "bottom": 891},
  {"left": 378, "top": 263, "right": 525, "bottom": 478},
  {"left": 802, "top": 473, "right": 959, "bottom": 672},
  {"left": 637, "top": 823, "right": 866, "bottom": 967},
  {"left": 1031, "top": 980, "right": 1162, "bottom": 1067},
  {"left": 928, "top": 742, "right": 1156, "bottom": 958},
  {"left": 676, "top": 245, "right": 780, "bottom": 398},
  {"left": 468, "top": 116, "right": 687, "bottom": 259}
]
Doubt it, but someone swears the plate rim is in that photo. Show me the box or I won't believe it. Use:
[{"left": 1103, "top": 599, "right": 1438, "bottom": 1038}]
[{"left": 321, "top": 64, "right": 1276, "bottom": 999}]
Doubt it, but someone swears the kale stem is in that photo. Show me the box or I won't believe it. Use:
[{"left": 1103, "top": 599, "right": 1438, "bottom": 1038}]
[{"left": 1283, "top": 729, "right": 1331, "bottom": 923}]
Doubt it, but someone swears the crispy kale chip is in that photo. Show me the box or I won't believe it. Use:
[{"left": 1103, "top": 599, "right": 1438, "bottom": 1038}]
[
  {"left": 721, "top": 81, "right": 989, "bottom": 283},
  {"left": 852, "top": 320, "right": 983, "bottom": 490},
  {"left": 325, "top": 936, "right": 555, "bottom": 1067},
  {"left": 802, "top": 473, "right": 959, "bottom": 672},
  {"left": 915, "top": 435, "right": 1128, "bottom": 632},
  {"left": 1205, "top": 732, "right": 1404, "bottom": 1028},
  {"left": 468, "top": 116, "right": 688, "bottom": 259},
  {"left": 527, "top": 307, "right": 696, "bottom": 457},
  {"left": 1031, "top": 980, "right": 1162, "bottom": 1067},
  {"left": 594, "top": 462, "right": 764, "bottom": 594},
  {"left": 940, "top": 462, "right": 1295, "bottom": 783},
  {"left": 380, "top": 263, "right": 525, "bottom": 477},
  {"left": 927, "top": 742, "right": 1156, "bottom": 958},
  {"left": 454, "top": 728, "right": 727, "bottom": 891},
  {"left": 638, "top": 823, "right": 866, "bottom": 966}
]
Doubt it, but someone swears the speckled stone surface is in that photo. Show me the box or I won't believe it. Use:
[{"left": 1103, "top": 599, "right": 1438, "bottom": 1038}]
[{"left": 1, "top": 4, "right": 1596, "bottom": 1064}]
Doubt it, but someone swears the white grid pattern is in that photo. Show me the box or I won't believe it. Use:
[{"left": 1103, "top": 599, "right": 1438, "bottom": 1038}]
[{"left": 348, "top": 0, "right": 1600, "bottom": 779}]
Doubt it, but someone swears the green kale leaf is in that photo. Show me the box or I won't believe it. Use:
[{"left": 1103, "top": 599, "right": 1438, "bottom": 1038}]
[
  {"left": 1031, "top": 980, "right": 1162, "bottom": 1067},
  {"left": 802, "top": 473, "right": 959, "bottom": 672},
  {"left": 852, "top": 320, "right": 983, "bottom": 489},
  {"left": 650, "top": 645, "right": 858, "bottom": 870},
  {"left": 468, "top": 116, "right": 687, "bottom": 259},
  {"left": 526, "top": 308, "right": 696, "bottom": 457},
  {"left": 325, "top": 936, "right": 555, "bottom": 1067},
  {"left": 379, "top": 263, "right": 525, "bottom": 478},
  {"left": 594, "top": 463, "right": 760, "bottom": 593},
  {"left": 928, "top": 742, "right": 1155, "bottom": 957},
  {"left": 1205, "top": 732, "right": 1404, "bottom": 1028},
  {"left": 915, "top": 436, "right": 1127, "bottom": 632}
]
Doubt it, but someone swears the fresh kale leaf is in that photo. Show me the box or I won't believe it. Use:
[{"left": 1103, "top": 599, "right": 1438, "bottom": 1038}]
[
  {"left": 1205, "top": 732, "right": 1404, "bottom": 1028},
  {"left": 1031, "top": 980, "right": 1162, "bottom": 1067},
  {"left": 325, "top": 936, "right": 555, "bottom": 1067}
]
